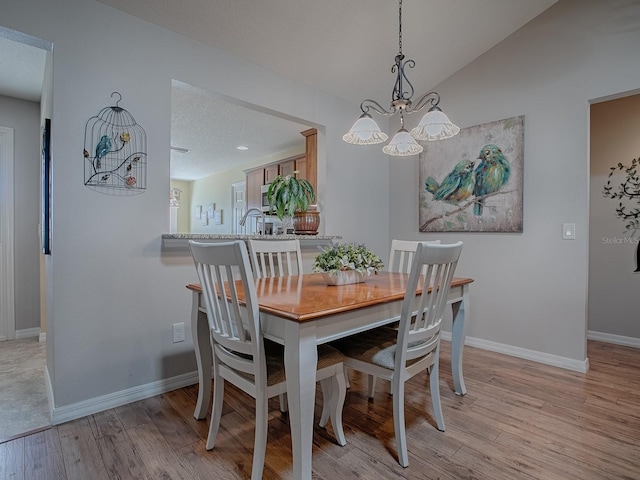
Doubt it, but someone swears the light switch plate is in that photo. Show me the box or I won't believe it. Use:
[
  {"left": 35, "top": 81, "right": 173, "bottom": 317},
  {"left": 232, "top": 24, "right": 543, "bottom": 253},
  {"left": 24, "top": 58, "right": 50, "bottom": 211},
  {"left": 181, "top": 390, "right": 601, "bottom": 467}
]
[{"left": 562, "top": 223, "right": 576, "bottom": 240}]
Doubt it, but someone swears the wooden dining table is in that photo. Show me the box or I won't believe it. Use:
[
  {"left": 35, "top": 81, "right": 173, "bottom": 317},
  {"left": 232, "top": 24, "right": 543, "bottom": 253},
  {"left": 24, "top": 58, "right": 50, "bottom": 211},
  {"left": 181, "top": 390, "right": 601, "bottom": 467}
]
[{"left": 186, "top": 271, "right": 473, "bottom": 479}]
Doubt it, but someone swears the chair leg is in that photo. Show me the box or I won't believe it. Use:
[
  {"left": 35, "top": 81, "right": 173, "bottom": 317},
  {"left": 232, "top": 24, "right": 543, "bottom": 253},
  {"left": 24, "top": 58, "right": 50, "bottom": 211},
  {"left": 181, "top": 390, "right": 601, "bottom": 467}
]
[
  {"left": 392, "top": 378, "right": 409, "bottom": 468},
  {"left": 206, "top": 376, "right": 225, "bottom": 450},
  {"left": 251, "top": 394, "right": 269, "bottom": 480},
  {"left": 430, "top": 360, "right": 445, "bottom": 431},
  {"left": 329, "top": 370, "right": 347, "bottom": 446},
  {"left": 279, "top": 393, "right": 288, "bottom": 413},
  {"left": 319, "top": 379, "right": 330, "bottom": 428},
  {"left": 344, "top": 367, "right": 350, "bottom": 389},
  {"left": 367, "top": 374, "right": 377, "bottom": 399}
]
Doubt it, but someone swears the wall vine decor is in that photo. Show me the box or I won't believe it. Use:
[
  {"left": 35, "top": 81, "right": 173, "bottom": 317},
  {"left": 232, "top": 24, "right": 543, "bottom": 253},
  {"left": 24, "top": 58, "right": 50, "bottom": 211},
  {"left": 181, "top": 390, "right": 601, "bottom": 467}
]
[
  {"left": 602, "top": 157, "right": 640, "bottom": 272},
  {"left": 83, "top": 92, "right": 147, "bottom": 192}
]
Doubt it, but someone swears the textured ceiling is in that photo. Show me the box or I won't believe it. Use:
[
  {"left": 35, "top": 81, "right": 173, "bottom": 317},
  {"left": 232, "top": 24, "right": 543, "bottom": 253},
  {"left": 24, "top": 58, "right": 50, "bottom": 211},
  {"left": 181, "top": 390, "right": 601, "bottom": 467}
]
[
  {"left": 171, "top": 82, "right": 311, "bottom": 181},
  {"left": 0, "top": 35, "right": 46, "bottom": 102}
]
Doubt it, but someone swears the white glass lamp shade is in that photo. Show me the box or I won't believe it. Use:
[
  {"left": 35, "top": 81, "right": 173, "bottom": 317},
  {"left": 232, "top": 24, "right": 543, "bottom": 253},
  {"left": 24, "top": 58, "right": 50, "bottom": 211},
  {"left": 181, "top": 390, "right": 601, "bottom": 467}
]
[
  {"left": 343, "top": 113, "right": 389, "bottom": 145},
  {"left": 410, "top": 108, "right": 460, "bottom": 141},
  {"left": 382, "top": 129, "right": 423, "bottom": 156}
]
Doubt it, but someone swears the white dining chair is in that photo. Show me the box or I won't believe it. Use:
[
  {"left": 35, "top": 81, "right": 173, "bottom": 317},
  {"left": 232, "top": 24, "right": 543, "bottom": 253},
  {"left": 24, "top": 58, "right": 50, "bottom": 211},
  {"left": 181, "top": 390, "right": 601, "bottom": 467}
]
[
  {"left": 366, "top": 239, "right": 441, "bottom": 396},
  {"left": 332, "top": 241, "right": 463, "bottom": 467},
  {"left": 248, "top": 238, "right": 303, "bottom": 412},
  {"left": 388, "top": 239, "right": 441, "bottom": 274},
  {"left": 189, "top": 240, "right": 347, "bottom": 480},
  {"left": 248, "top": 239, "right": 303, "bottom": 279}
]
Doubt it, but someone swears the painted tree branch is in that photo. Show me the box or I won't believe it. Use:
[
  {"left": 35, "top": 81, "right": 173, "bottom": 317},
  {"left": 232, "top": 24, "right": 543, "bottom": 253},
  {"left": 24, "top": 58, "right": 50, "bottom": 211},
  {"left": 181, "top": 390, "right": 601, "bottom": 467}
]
[{"left": 420, "top": 189, "right": 514, "bottom": 230}]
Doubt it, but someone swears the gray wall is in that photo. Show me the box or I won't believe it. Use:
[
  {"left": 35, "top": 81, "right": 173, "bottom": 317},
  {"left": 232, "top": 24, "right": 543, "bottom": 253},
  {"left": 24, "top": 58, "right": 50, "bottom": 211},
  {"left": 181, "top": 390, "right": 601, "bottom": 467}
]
[
  {"left": 389, "top": 0, "right": 640, "bottom": 363},
  {"left": 3, "top": 0, "right": 390, "bottom": 413},
  {"left": 0, "top": 95, "right": 41, "bottom": 332}
]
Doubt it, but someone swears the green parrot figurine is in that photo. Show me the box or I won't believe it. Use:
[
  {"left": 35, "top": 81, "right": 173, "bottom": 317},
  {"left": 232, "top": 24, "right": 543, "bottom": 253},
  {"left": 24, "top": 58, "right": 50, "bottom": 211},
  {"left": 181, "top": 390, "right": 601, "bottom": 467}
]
[
  {"left": 473, "top": 144, "right": 510, "bottom": 216},
  {"left": 425, "top": 159, "right": 476, "bottom": 204}
]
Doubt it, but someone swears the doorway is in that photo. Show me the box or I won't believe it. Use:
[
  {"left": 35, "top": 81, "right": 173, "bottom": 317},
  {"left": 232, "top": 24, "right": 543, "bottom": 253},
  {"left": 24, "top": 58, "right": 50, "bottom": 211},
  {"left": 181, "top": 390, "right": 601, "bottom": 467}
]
[
  {"left": 231, "top": 180, "right": 246, "bottom": 234},
  {"left": 588, "top": 91, "right": 640, "bottom": 346},
  {"left": 0, "top": 26, "right": 53, "bottom": 440},
  {"left": 0, "top": 126, "right": 15, "bottom": 341}
]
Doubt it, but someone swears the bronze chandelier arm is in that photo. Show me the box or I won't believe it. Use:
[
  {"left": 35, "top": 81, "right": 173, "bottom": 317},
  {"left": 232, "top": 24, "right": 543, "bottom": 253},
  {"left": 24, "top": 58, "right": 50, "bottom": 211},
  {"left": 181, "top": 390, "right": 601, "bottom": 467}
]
[
  {"left": 360, "top": 99, "right": 394, "bottom": 116},
  {"left": 405, "top": 91, "right": 442, "bottom": 114}
]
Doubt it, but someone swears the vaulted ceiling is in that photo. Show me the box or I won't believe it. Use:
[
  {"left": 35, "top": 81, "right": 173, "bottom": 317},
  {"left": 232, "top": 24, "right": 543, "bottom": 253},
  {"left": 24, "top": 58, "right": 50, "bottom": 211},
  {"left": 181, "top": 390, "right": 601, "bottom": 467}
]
[{"left": 1, "top": 1, "right": 558, "bottom": 179}]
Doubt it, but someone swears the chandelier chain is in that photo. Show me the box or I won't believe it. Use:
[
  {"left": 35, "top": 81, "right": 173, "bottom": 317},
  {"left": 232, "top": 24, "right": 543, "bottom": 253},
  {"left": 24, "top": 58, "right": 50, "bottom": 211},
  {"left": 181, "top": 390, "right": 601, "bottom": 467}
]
[{"left": 398, "top": 0, "right": 403, "bottom": 55}]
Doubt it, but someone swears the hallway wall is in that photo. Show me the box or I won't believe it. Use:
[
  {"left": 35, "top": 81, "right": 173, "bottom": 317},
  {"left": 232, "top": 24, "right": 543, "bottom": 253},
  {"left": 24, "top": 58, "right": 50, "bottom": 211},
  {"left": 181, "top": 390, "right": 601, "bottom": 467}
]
[{"left": 0, "top": 95, "right": 41, "bottom": 333}]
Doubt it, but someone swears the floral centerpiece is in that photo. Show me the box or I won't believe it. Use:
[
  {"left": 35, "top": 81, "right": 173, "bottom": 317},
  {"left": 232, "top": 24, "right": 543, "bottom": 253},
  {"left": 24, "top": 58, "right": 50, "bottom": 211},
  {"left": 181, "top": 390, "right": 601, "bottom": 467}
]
[{"left": 312, "top": 242, "right": 384, "bottom": 285}]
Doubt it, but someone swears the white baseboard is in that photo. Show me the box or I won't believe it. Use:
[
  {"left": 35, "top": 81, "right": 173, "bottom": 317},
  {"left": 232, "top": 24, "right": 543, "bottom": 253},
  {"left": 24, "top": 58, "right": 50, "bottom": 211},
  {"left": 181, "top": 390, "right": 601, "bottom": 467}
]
[
  {"left": 587, "top": 330, "right": 640, "bottom": 348},
  {"left": 15, "top": 327, "right": 41, "bottom": 339},
  {"left": 48, "top": 331, "right": 636, "bottom": 427},
  {"left": 50, "top": 371, "right": 200, "bottom": 426},
  {"left": 441, "top": 331, "right": 589, "bottom": 373},
  {"left": 39, "top": 332, "right": 46, "bottom": 342}
]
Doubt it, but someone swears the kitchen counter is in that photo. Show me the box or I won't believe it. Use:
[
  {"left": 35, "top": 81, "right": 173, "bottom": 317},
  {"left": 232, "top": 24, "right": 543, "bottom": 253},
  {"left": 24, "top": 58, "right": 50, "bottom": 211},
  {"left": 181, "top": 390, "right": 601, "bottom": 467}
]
[{"left": 162, "top": 233, "right": 341, "bottom": 250}]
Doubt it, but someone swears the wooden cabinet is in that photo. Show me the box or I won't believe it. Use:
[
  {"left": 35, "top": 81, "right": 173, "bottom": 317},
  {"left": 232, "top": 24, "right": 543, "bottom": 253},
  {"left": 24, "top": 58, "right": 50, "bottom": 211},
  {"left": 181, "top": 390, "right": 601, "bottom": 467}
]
[
  {"left": 279, "top": 159, "right": 295, "bottom": 177},
  {"left": 294, "top": 157, "right": 307, "bottom": 181},
  {"left": 244, "top": 128, "right": 317, "bottom": 211},
  {"left": 301, "top": 128, "right": 317, "bottom": 193},
  {"left": 264, "top": 164, "right": 279, "bottom": 184},
  {"left": 246, "top": 168, "right": 264, "bottom": 210}
]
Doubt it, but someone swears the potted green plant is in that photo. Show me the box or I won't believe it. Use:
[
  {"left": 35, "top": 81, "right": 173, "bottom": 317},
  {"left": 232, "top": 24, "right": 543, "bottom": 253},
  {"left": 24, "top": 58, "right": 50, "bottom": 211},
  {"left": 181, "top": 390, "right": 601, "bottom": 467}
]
[
  {"left": 266, "top": 171, "right": 319, "bottom": 234},
  {"left": 312, "top": 242, "right": 384, "bottom": 285}
]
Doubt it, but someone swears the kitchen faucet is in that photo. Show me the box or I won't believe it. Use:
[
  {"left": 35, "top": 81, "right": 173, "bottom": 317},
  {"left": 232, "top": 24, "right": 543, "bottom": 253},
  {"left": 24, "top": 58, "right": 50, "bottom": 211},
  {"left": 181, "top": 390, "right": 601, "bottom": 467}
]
[{"left": 239, "top": 208, "right": 266, "bottom": 233}]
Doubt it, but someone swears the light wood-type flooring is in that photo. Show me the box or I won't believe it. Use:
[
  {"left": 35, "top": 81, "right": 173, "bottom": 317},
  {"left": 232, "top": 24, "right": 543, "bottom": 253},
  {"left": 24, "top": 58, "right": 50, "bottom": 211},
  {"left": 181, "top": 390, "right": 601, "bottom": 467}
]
[{"left": 1, "top": 340, "right": 639, "bottom": 479}]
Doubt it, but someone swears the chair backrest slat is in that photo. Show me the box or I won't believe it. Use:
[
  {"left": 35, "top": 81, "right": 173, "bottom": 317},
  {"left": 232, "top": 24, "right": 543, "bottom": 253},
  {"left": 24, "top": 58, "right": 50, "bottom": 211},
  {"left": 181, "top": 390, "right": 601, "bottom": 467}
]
[
  {"left": 396, "top": 242, "right": 463, "bottom": 371},
  {"left": 248, "top": 239, "right": 303, "bottom": 279},
  {"left": 388, "top": 239, "right": 441, "bottom": 274},
  {"left": 189, "top": 240, "right": 264, "bottom": 377}
]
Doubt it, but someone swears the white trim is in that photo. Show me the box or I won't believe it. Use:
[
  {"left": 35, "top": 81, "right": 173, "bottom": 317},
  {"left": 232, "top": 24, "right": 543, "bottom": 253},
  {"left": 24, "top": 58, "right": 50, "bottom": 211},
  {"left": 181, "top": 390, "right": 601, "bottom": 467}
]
[
  {"left": 44, "top": 365, "right": 54, "bottom": 420},
  {"left": 50, "top": 370, "right": 199, "bottom": 425},
  {"left": 39, "top": 332, "right": 46, "bottom": 342},
  {"left": 587, "top": 330, "right": 640, "bottom": 348},
  {"left": 0, "top": 126, "right": 15, "bottom": 342},
  {"left": 15, "top": 327, "right": 41, "bottom": 339},
  {"left": 48, "top": 332, "right": 611, "bottom": 425},
  {"left": 445, "top": 333, "right": 590, "bottom": 373}
]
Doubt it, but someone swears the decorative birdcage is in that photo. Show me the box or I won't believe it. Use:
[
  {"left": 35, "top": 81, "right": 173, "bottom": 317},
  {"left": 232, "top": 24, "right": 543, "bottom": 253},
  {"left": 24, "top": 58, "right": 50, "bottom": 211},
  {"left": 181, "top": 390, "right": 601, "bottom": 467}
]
[{"left": 83, "top": 92, "right": 147, "bottom": 191}]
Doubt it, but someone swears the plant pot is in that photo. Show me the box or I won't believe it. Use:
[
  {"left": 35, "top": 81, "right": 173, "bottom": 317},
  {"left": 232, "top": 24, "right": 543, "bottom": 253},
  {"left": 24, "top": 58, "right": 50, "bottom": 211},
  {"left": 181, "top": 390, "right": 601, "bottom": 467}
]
[
  {"left": 293, "top": 211, "right": 320, "bottom": 235},
  {"left": 321, "top": 270, "right": 365, "bottom": 286}
]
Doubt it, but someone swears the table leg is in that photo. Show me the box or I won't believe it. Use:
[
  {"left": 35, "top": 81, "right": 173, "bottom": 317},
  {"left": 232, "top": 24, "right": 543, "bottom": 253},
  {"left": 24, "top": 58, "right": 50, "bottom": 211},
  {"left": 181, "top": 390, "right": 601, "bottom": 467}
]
[
  {"left": 192, "top": 291, "right": 212, "bottom": 419},
  {"left": 283, "top": 322, "right": 318, "bottom": 480},
  {"left": 450, "top": 285, "right": 469, "bottom": 395}
]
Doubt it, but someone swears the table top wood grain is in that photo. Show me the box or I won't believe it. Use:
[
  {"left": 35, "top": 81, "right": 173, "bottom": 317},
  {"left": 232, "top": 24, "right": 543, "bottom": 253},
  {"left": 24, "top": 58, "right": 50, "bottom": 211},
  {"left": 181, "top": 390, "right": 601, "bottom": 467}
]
[{"left": 187, "top": 272, "right": 473, "bottom": 323}]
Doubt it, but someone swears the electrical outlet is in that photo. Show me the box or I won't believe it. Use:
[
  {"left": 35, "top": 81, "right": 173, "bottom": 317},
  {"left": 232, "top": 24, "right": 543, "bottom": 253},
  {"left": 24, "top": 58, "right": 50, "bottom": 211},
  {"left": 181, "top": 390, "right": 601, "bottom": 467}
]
[{"left": 172, "top": 322, "right": 186, "bottom": 343}]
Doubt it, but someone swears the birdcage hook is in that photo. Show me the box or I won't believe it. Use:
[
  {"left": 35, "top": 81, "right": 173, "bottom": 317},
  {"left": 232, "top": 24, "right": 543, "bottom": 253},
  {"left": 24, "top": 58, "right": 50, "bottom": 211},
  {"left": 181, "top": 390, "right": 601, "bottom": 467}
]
[{"left": 111, "top": 91, "right": 122, "bottom": 107}]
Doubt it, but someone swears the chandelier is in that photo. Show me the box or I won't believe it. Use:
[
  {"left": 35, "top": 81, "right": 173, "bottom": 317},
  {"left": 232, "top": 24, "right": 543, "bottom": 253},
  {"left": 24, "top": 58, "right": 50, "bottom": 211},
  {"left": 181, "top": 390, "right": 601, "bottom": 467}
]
[{"left": 343, "top": 0, "right": 460, "bottom": 156}]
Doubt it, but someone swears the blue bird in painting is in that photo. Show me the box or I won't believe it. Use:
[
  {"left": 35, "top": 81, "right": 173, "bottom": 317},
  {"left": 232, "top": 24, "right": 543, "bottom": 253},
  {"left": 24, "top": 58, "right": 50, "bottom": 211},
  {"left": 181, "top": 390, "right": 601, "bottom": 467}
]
[
  {"left": 473, "top": 144, "right": 510, "bottom": 216},
  {"left": 425, "top": 159, "right": 476, "bottom": 204},
  {"left": 95, "top": 135, "right": 112, "bottom": 169}
]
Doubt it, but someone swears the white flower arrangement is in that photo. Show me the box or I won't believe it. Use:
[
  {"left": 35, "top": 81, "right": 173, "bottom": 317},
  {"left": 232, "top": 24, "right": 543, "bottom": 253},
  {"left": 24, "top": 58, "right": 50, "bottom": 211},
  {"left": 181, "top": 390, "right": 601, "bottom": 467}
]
[{"left": 312, "top": 242, "right": 384, "bottom": 277}]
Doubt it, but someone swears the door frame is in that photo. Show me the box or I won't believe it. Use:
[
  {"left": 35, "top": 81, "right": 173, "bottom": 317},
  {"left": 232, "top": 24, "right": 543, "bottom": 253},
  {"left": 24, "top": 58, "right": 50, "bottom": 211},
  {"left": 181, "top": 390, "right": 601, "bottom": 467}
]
[
  {"left": 0, "top": 126, "right": 15, "bottom": 341},
  {"left": 231, "top": 181, "right": 246, "bottom": 234}
]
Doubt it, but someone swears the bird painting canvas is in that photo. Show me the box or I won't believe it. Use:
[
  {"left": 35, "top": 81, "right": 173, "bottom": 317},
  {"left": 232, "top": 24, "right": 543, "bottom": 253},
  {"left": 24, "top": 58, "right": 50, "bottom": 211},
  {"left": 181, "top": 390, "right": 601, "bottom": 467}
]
[{"left": 419, "top": 116, "right": 524, "bottom": 232}]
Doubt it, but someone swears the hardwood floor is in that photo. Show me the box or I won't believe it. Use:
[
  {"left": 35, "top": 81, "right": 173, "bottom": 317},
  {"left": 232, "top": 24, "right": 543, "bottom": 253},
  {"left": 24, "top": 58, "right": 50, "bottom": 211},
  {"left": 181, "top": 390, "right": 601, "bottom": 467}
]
[{"left": 1, "top": 340, "right": 639, "bottom": 479}]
